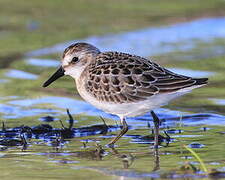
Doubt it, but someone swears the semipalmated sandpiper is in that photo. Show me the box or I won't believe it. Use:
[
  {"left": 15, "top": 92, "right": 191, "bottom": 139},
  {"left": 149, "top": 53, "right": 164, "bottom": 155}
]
[{"left": 43, "top": 42, "right": 208, "bottom": 146}]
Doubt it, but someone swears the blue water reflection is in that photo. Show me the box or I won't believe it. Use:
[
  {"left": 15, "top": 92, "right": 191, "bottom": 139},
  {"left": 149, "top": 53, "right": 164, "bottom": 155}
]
[
  {"left": 27, "top": 17, "right": 225, "bottom": 58},
  {"left": 4, "top": 96, "right": 225, "bottom": 126},
  {"left": 5, "top": 69, "right": 38, "bottom": 80}
]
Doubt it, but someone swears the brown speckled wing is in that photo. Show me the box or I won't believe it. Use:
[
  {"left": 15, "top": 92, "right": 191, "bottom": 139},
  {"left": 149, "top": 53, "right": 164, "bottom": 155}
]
[{"left": 84, "top": 52, "right": 203, "bottom": 103}]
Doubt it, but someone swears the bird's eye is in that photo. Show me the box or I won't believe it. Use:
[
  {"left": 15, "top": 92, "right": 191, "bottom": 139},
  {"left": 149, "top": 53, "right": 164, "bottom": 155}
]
[{"left": 71, "top": 57, "right": 79, "bottom": 63}]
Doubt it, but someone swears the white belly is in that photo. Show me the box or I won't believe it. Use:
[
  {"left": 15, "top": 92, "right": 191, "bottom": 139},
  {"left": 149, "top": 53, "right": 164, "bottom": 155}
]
[{"left": 76, "top": 80, "right": 199, "bottom": 117}]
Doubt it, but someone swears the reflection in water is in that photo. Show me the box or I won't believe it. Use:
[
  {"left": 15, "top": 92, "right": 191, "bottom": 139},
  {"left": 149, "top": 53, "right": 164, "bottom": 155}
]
[
  {"left": 166, "top": 129, "right": 183, "bottom": 134},
  {"left": 131, "top": 131, "right": 171, "bottom": 145},
  {"left": 26, "top": 17, "right": 225, "bottom": 58},
  {"left": 39, "top": 115, "right": 56, "bottom": 122},
  {"left": 5, "top": 69, "right": 38, "bottom": 80},
  {"left": 171, "top": 135, "right": 203, "bottom": 138},
  {"left": 0, "top": 103, "right": 59, "bottom": 119},
  {"left": 153, "top": 147, "right": 160, "bottom": 171},
  {"left": 26, "top": 58, "right": 59, "bottom": 67},
  {"left": 168, "top": 68, "right": 214, "bottom": 78},
  {"left": 188, "top": 142, "right": 205, "bottom": 149},
  {"left": 0, "top": 79, "right": 9, "bottom": 83},
  {"left": 49, "top": 159, "right": 79, "bottom": 164},
  {"left": 210, "top": 98, "right": 225, "bottom": 106},
  {"left": 72, "top": 144, "right": 106, "bottom": 160},
  {"left": 110, "top": 147, "right": 135, "bottom": 169},
  {"left": 3, "top": 96, "right": 225, "bottom": 126}
]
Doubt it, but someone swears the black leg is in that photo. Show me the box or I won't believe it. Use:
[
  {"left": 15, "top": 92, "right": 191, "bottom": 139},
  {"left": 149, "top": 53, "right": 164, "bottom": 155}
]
[
  {"left": 108, "top": 117, "right": 128, "bottom": 146},
  {"left": 151, "top": 111, "right": 160, "bottom": 149},
  {"left": 151, "top": 111, "right": 161, "bottom": 171}
]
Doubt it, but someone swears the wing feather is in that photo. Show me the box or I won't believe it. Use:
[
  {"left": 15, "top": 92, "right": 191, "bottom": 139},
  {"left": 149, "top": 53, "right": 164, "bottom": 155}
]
[{"left": 84, "top": 52, "right": 206, "bottom": 103}]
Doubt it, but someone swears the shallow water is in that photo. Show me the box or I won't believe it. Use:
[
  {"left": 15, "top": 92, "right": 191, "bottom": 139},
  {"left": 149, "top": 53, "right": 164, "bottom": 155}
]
[
  {"left": 5, "top": 69, "right": 38, "bottom": 80},
  {"left": 211, "top": 98, "right": 225, "bottom": 106},
  {"left": 26, "top": 17, "right": 225, "bottom": 58},
  {"left": 26, "top": 58, "right": 59, "bottom": 67},
  {"left": 2, "top": 95, "right": 225, "bottom": 127},
  {"left": 0, "top": 17, "right": 225, "bottom": 179},
  {"left": 167, "top": 68, "right": 214, "bottom": 78}
]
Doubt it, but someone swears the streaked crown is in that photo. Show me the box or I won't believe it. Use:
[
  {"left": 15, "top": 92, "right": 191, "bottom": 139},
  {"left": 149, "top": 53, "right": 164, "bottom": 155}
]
[{"left": 63, "top": 42, "right": 100, "bottom": 62}]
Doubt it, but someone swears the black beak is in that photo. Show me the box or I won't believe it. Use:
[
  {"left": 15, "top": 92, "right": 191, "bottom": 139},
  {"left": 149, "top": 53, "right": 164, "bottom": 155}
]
[{"left": 42, "top": 66, "right": 65, "bottom": 87}]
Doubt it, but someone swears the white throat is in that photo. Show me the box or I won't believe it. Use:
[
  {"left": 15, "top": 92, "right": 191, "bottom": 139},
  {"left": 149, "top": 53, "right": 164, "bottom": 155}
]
[{"left": 64, "top": 65, "right": 86, "bottom": 80}]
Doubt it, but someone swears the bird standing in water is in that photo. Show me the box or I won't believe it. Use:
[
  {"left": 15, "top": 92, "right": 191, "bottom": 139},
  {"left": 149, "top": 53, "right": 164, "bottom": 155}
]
[{"left": 43, "top": 42, "right": 208, "bottom": 146}]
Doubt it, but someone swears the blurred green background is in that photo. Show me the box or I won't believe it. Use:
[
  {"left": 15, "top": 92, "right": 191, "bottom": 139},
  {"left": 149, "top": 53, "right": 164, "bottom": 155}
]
[{"left": 0, "top": 0, "right": 225, "bottom": 57}]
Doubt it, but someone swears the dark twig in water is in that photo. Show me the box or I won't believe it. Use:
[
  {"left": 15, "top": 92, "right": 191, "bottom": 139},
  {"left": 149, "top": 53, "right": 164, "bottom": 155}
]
[
  {"left": 82, "top": 139, "right": 89, "bottom": 148},
  {"left": 59, "top": 109, "right": 74, "bottom": 132},
  {"left": 100, "top": 116, "right": 107, "bottom": 127},
  {"left": 0, "top": 110, "right": 118, "bottom": 151},
  {"left": 163, "top": 130, "right": 171, "bottom": 147},
  {"left": 153, "top": 148, "right": 160, "bottom": 171},
  {"left": 66, "top": 109, "right": 74, "bottom": 130},
  {"left": 59, "top": 109, "right": 74, "bottom": 130},
  {"left": 2, "top": 121, "right": 6, "bottom": 132},
  {"left": 83, "top": 142, "right": 87, "bottom": 148},
  {"left": 59, "top": 120, "right": 66, "bottom": 129}
]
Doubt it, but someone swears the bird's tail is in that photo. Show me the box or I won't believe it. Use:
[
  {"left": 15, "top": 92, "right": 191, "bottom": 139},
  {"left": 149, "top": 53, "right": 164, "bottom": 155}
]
[{"left": 193, "top": 78, "right": 208, "bottom": 85}]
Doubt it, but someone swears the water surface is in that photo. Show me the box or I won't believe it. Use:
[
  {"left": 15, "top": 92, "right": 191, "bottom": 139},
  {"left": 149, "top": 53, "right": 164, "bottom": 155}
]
[{"left": 27, "top": 17, "right": 225, "bottom": 58}]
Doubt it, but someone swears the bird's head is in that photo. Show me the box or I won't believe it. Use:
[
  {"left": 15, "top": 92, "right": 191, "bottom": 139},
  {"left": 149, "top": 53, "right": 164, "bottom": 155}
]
[{"left": 42, "top": 42, "right": 100, "bottom": 87}]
